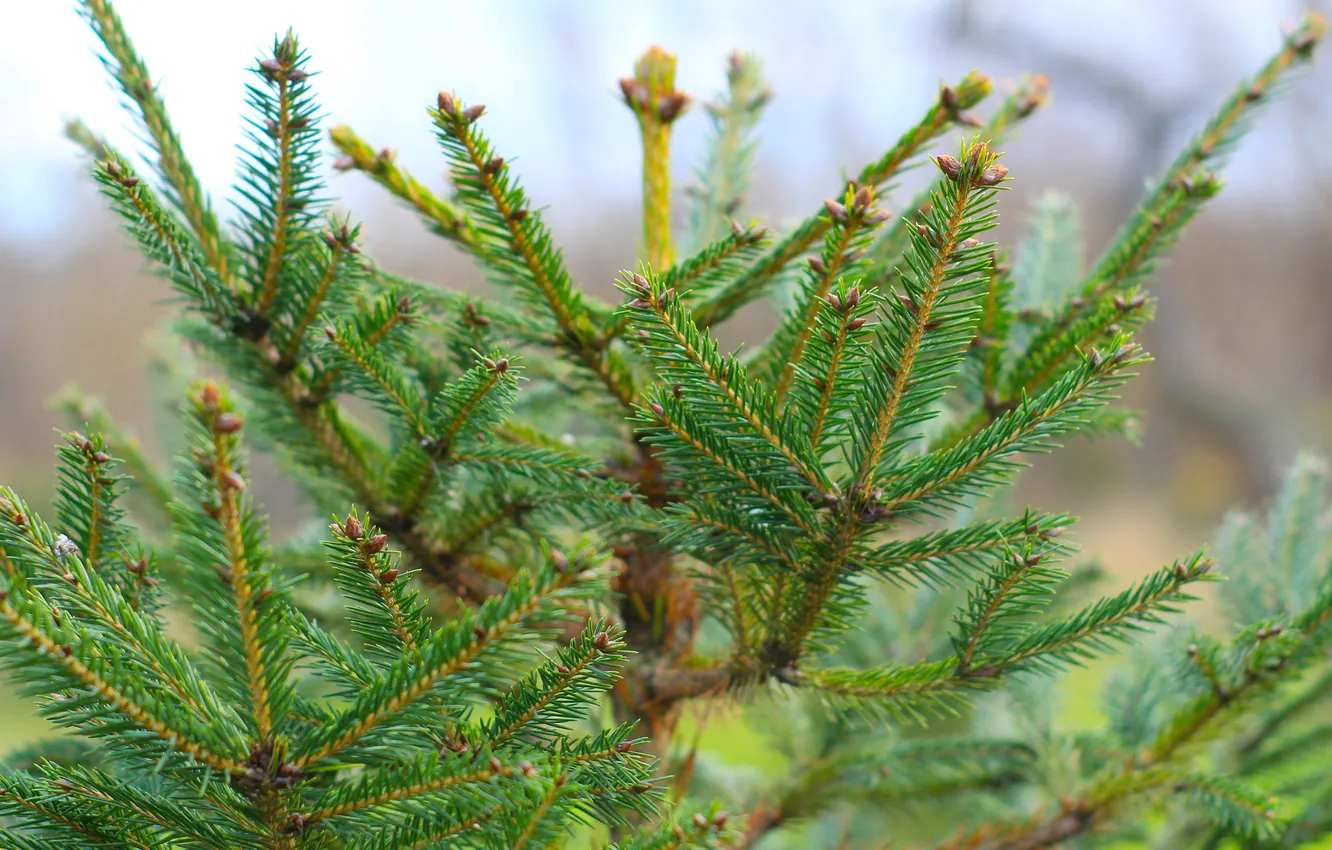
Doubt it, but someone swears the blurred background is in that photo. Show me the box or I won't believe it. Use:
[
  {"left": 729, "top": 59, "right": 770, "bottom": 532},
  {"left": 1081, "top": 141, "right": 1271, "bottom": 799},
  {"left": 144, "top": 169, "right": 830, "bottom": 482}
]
[{"left": 3, "top": 0, "right": 1331, "bottom": 630}]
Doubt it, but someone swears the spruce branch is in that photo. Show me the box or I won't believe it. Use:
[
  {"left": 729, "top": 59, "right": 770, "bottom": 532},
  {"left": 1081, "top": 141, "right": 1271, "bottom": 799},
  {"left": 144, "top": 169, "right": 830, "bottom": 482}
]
[
  {"left": 79, "top": 0, "right": 231, "bottom": 282},
  {"left": 237, "top": 32, "right": 325, "bottom": 319},
  {"left": 763, "top": 185, "right": 891, "bottom": 404},
  {"left": 795, "top": 281, "right": 884, "bottom": 453},
  {"left": 0, "top": 491, "right": 248, "bottom": 773},
  {"left": 1081, "top": 13, "right": 1323, "bottom": 308},
  {"left": 326, "top": 511, "right": 429, "bottom": 661},
  {"left": 621, "top": 46, "right": 692, "bottom": 270},
  {"left": 865, "top": 512, "right": 1072, "bottom": 589},
  {"left": 329, "top": 124, "right": 478, "bottom": 250},
  {"left": 881, "top": 339, "right": 1147, "bottom": 518},
  {"left": 53, "top": 431, "right": 129, "bottom": 573},
  {"left": 433, "top": 91, "right": 638, "bottom": 412},
  {"left": 943, "top": 16, "right": 1326, "bottom": 453},
  {"left": 849, "top": 140, "right": 1005, "bottom": 497},
  {"left": 692, "top": 72, "right": 992, "bottom": 327},
  {"left": 621, "top": 271, "right": 830, "bottom": 495},
  {"left": 865, "top": 73, "right": 1050, "bottom": 285},
  {"left": 484, "top": 620, "right": 629, "bottom": 750},
  {"left": 50, "top": 386, "right": 174, "bottom": 530},
  {"left": 173, "top": 382, "right": 295, "bottom": 743},
  {"left": 94, "top": 151, "right": 237, "bottom": 320},
  {"left": 293, "top": 546, "right": 605, "bottom": 767},
  {"left": 683, "top": 51, "right": 771, "bottom": 254}
]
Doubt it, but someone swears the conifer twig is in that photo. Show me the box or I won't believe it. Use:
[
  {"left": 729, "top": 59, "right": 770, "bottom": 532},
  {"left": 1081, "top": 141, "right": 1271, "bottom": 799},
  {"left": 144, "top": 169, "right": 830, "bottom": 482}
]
[
  {"left": 433, "top": 92, "right": 639, "bottom": 412},
  {"left": 692, "top": 72, "right": 992, "bottom": 327},
  {"left": 79, "top": 0, "right": 231, "bottom": 282},
  {"left": 684, "top": 51, "right": 770, "bottom": 253},
  {"left": 329, "top": 124, "right": 478, "bottom": 250},
  {"left": 622, "top": 47, "right": 691, "bottom": 271}
]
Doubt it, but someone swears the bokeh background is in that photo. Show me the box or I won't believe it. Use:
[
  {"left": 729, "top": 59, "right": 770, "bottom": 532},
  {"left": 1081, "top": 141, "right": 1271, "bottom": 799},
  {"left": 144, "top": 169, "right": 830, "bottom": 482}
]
[{"left": 2, "top": 0, "right": 1331, "bottom": 748}]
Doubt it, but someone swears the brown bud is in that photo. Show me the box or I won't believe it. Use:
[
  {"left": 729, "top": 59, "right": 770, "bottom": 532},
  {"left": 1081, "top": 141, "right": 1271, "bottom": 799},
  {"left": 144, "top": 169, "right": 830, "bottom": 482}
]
[
  {"left": 379, "top": 568, "right": 399, "bottom": 584},
  {"left": 1268, "top": 624, "right": 1283, "bottom": 636},
  {"left": 556, "top": 664, "right": 570, "bottom": 674},
  {"left": 847, "top": 317, "right": 868, "bottom": 331},
  {"left": 844, "top": 287, "right": 861, "bottom": 308},
  {"left": 1187, "top": 643, "right": 1199, "bottom": 656},
  {"left": 461, "top": 103, "right": 486, "bottom": 123},
  {"left": 437, "top": 91, "right": 458, "bottom": 117},
  {"left": 976, "top": 164, "right": 1009, "bottom": 186},
  {"left": 619, "top": 78, "right": 649, "bottom": 107},
  {"left": 221, "top": 470, "right": 246, "bottom": 491},
  {"left": 483, "top": 156, "right": 505, "bottom": 174},
  {"left": 62, "top": 572, "right": 76, "bottom": 583},
  {"left": 122, "top": 175, "right": 140, "bottom": 188},
  {"left": 1113, "top": 295, "right": 1128, "bottom": 310},
  {"left": 489, "top": 756, "right": 502, "bottom": 773},
  {"left": 658, "top": 92, "right": 691, "bottom": 123},
  {"left": 1043, "top": 526, "right": 1066, "bottom": 539},
  {"left": 549, "top": 549, "right": 569, "bottom": 572},
  {"left": 619, "top": 492, "right": 634, "bottom": 504},
  {"left": 1130, "top": 294, "right": 1147, "bottom": 309},
  {"left": 958, "top": 238, "right": 980, "bottom": 250},
  {"left": 509, "top": 208, "right": 528, "bottom": 223},
  {"left": 200, "top": 383, "right": 221, "bottom": 405},
  {"left": 615, "top": 740, "right": 633, "bottom": 753},
  {"left": 265, "top": 120, "right": 280, "bottom": 138},
  {"left": 693, "top": 813, "right": 708, "bottom": 828},
  {"left": 630, "top": 272, "right": 651, "bottom": 295},
  {"left": 808, "top": 257, "right": 826, "bottom": 275},
  {"left": 865, "top": 208, "right": 892, "bottom": 224},
  {"left": 473, "top": 626, "right": 486, "bottom": 642},
  {"left": 935, "top": 155, "right": 963, "bottom": 181},
  {"left": 954, "top": 110, "right": 983, "bottom": 127},
  {"left": 713, "top": 811, "right": 729, "bottom": 828},
  {"left": 324, "top": 325, "right": 337, "bottom": 339},
  {"left": 344, "top": 514, "right": 363, "bottom": 540},
  {"left": 823, "top": 199, "right": 848, "bottom": 221},
  {"left": 827, "top": 293, "right": 843, "bottom": 311},
  {"left": 940, "top": 85, "right": 959, "bottom": 109},
  {"left": 215, "top": 413, "right": 243, "bottom": 433},
  {"left": 259, "top": 58, "right": 282, "bottom": 76},
  {"left": 333, "top": 155, "right": 355, "bottom": 171},
  {"left": 852, "top": 185, "right": 873, "bottom": 211},
  {"left": 365, "top": 534, "right": 388, "bottom": 554},
  {"left": 519, "top": 760, "right": 537, "bottom": 778},
  {"left": 91, "top": 451, "right": 111, "bottom": 464},
  {"left": 632, "top": 782, "right": 652, "bottom": 794},
  {"left": 593, "top": 631, "right": 611, "bottom": 651},
  {"left": 649, "top": 402, "right": 665, "bottom": 418}
]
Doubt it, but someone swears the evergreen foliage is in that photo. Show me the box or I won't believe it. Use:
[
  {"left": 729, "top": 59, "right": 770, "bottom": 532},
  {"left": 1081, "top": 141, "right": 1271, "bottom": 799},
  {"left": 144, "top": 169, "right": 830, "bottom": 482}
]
[{"left": 1, "top": 2, "right": 1328, "bottom": 846}]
